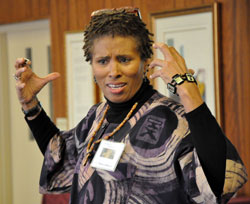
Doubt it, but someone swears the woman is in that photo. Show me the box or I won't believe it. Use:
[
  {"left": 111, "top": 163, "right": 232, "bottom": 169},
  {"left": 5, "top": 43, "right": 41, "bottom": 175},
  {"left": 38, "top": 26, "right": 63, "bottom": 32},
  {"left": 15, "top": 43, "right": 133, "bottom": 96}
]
[{"left": 14, "top": 7, "right": 247, "bottom": 204}]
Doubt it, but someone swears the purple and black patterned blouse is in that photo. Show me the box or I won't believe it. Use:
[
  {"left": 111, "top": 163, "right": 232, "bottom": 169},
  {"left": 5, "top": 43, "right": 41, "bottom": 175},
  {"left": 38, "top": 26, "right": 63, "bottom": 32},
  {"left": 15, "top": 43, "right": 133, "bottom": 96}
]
[{"left": 26, "top": 90, "right": 246, "bottom": 204}]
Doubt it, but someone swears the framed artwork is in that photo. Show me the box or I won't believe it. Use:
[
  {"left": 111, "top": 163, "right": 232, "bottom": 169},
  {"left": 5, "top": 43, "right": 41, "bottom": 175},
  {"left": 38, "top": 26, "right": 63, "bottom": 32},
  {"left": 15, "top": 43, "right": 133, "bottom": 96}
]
[{"left": 150, "top": 3, "right": 222, "bottom": 125}]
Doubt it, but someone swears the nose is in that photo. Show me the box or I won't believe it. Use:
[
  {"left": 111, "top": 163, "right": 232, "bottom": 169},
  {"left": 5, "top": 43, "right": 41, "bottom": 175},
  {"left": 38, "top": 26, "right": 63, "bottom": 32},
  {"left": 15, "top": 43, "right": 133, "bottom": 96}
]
[{"left": 108, "top": 60, "right": 121, "bottom": 78}]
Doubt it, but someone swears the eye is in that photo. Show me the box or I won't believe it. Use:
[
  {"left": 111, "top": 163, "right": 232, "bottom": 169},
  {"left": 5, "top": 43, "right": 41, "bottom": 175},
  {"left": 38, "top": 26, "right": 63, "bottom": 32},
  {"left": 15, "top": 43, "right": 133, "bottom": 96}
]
[
  {"left": 97, "top": 58, "right": 108, "bottom": 65},
  {"left": 118, "top": 56, "right": 131, "bottom": 64}
]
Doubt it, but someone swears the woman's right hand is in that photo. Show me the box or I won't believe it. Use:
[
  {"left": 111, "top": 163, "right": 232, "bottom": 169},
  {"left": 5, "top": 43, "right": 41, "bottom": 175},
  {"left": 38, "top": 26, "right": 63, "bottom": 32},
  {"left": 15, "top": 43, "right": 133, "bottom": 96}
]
[{"left": 14, "top": 58, "right": 60, "bottom": 110}]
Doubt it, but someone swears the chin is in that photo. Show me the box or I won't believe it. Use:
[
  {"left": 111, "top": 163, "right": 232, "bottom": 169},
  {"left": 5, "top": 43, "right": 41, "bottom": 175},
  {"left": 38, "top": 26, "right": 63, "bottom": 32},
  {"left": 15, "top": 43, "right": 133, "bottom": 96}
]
[
  {"left": 108, "top": 98, "right": 125, "bottom": 103},
  {"left": 106, "top": 95, "right": 129, "bottom": 103}
]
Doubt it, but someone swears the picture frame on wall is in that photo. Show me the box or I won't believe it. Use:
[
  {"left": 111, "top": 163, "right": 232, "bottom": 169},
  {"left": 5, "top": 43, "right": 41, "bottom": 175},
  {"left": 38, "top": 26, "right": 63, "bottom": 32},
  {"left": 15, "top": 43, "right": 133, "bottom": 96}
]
[{"left": 150, "top": 3, "right": 222, "bottom": 125}]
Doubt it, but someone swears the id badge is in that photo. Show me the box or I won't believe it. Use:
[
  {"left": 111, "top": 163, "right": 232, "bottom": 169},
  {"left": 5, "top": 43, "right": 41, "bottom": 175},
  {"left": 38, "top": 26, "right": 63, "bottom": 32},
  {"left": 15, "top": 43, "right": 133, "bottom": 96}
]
[{"left": 90, "top": 140, "right": 125, "bottom": 172}]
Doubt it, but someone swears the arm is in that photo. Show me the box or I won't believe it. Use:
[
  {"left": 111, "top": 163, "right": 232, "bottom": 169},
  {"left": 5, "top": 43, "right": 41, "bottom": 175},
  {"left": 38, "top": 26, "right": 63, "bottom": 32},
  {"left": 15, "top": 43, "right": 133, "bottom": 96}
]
[
  {"left": 14, "top": 58, "right": 61, "bottom": 154},
  {"left": 14, "top": 58, "right": 77, "bottom": 193},
  {"left": 177, "top": 103, "right": 247, "bottom": 202},
  {"left": 148, "top": 43, "right": 227, "bottom": 197},
  {"left": 149, "top": 43, "right": 247, "bottom": 199},
  {"left": 25, "top": 108, "right": 59, "bottom": 155},
  {"left": 185, "top": 103, "right": 226, "bottom": 197}
]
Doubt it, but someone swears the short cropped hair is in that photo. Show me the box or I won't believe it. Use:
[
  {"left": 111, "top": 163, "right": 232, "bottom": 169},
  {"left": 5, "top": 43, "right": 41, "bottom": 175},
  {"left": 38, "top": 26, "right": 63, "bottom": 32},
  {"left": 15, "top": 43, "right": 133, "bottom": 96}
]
[{"left": 83, "top": 10, "right": 153, "bottom": 63}]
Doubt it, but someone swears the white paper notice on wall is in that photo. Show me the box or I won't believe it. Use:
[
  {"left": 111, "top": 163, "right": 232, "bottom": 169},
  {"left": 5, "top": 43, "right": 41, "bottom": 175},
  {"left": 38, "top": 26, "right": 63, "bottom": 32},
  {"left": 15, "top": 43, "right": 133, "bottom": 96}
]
[{"left": 65, "top": 32, "right": 94, "bottom": 129}]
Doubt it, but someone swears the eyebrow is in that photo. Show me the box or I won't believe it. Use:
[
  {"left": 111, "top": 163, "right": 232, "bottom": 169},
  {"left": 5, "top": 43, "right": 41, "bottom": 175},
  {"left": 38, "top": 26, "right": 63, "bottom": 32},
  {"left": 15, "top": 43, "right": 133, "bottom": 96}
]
[
  {"left": 95, "top": 54, "right": 132, "bottom": 59},
  {"left": 94, "top": 56, "right": 110, "bottom": 60},
  {"left": 116, "top": 55, "right": 132, "bottom": 59}
]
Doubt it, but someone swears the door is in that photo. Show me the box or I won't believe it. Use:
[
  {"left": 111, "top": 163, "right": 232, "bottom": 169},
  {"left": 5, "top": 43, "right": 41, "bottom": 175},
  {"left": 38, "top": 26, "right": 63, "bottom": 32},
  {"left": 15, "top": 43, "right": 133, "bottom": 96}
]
[{"left": 0, "top": 19, "right": 51, "bottom": 204}]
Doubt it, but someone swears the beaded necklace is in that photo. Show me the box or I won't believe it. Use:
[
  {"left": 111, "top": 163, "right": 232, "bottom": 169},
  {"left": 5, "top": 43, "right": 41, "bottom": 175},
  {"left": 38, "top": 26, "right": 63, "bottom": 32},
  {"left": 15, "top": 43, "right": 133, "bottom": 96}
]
[{"left": 83, "top": 102, "right": 138, "bottom": 166}]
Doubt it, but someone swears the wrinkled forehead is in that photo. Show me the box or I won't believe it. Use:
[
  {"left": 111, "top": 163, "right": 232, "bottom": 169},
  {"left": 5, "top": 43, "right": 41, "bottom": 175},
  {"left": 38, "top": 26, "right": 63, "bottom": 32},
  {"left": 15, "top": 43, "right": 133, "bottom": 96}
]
[{"left": 92, "top": 35, "right": 139, "bottom": 56}]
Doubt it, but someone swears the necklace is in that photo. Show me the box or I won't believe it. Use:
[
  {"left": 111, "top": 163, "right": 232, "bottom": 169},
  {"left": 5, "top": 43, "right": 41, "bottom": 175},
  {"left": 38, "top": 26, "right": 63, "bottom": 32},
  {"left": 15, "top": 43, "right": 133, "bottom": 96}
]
[{"left": 83, "top": 102, "right": 138, "bottom": 166}]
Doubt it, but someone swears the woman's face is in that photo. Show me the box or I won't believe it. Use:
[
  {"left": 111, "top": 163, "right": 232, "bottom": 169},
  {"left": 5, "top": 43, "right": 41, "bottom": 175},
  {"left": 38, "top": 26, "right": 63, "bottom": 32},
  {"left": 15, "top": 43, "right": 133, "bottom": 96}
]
[{"left": 92, "top": 35, "right": 146, "bottom": 103}]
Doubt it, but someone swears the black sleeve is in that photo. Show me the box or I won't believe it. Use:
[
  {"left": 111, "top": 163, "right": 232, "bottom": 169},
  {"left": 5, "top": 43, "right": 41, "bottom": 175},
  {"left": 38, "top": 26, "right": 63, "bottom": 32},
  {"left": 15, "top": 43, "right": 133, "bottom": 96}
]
[
  {"left": 185, "top": 103, "right": 226, "bottom": 198},
  {"left": 25, "top": 109, "right": 59, "bottom": 155}
]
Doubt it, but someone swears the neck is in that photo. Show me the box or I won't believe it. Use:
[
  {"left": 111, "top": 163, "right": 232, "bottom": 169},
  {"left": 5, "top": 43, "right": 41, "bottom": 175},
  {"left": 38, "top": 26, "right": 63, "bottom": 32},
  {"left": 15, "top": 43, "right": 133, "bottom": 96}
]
[{"left": 106, "top": 79, "right": 155, "bottom": 123}]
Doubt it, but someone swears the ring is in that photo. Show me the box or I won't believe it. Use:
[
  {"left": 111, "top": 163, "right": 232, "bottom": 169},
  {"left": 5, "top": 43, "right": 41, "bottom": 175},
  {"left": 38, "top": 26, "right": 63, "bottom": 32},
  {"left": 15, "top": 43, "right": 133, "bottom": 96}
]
[
  {"left": 23, "top": 58, "right": 30, "bottom": 64},
  {"left": 13, "top": 74, "right": 21, "bottom": 81}
]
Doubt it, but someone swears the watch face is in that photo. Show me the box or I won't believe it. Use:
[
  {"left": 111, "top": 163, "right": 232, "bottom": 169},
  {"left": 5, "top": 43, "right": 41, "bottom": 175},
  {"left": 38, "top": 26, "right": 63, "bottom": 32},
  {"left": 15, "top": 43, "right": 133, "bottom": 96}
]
[
  {"left": 173, "top": 75, "right": 184, "bottom": 85},
  {"left": 186, "top": 73, "right": 195, "bottom": 82},
  {"left": 167, "top": 83, "right": 176, "bottom": 94}
]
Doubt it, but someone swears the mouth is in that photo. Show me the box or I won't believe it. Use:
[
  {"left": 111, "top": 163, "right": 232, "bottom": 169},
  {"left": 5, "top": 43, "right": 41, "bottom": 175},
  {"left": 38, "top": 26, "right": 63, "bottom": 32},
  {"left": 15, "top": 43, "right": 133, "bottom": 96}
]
[
  {"left": 107, "top": 83, "right": 126, "bottom": 89},
  {"left": 106, "top": 82, "right": 127, "bottom": 94}
]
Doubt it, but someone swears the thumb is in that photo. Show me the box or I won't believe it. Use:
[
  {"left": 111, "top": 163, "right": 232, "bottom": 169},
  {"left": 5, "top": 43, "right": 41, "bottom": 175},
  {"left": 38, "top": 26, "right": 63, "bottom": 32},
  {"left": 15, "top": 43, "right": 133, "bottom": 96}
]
[{"left": 42, "top": 72, "right": 60, "bottom": 85}]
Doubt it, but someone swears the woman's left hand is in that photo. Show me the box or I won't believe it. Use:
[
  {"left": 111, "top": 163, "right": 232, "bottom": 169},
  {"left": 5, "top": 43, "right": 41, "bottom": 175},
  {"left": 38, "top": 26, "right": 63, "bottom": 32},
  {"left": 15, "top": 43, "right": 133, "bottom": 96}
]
[{"left": 149, "top": 42, "right": 203, "bottom": 113}]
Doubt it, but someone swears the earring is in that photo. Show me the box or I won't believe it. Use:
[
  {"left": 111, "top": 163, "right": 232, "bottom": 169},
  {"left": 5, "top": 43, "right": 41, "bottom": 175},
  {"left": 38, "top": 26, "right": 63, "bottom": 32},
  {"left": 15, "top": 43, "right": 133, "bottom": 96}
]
[
  {"left": 143, "top": 66, "right": 149, "bottom": 82},
  {"left": 93, "top": 76, "right": 97, "bottom": 83}
]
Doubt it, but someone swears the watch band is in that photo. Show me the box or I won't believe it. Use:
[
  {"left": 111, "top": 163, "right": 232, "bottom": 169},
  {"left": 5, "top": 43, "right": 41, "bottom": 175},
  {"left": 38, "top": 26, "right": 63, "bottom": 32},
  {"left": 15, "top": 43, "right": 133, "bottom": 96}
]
[
  {"left": 182, "top": 73, "right": 197, "bottom": 84},
  {"left": 22, "top": 102, "right": 42, "bottom": 117},
  {"left": 172, "top": 74, "right": 185, "bottom": 85},
  {"left": 167, "top": 73, "right": 197, "bottom": 95},
  {"left": 167, "top": 74, "right": 184, "bottom": 94}
]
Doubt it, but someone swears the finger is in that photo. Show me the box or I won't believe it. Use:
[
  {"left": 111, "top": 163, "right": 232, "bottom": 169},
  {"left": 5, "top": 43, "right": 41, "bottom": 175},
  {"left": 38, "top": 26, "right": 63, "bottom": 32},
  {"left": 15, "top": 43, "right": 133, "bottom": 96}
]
[
  {"left": 15, "top": 58, "right": 26, "bottom": 69},
  {"left": 15, "top": 58, "right": 31, "bottom": 69},
  {"left": 15, "top": 66, "right": 33, "bottom": 82},
  {"left": 15, "top": 67, "right": 26, "bottom": 77},
  {"left": 148, "top": 59, "right": 166, "bottom": 69},
  {"left": 149, "top": 69, "right": 162, "bottom": 80},
  {"left": 187, "top": 69, "right": 195, "bottom": 75},
  {"left": 15, "top": 81, "right": 25, "bottom": 90},
  {"left": 15, "top": 82, "right": 33, "bottom": 104},
  {"left": 149, "top": 55, "right": 183, "bottom": 76},
  {"left": 42, "top": 72, "right": 60, "bottom": 85},
  {"left": 153, "top": 43, "right": 174, "bottom": 61},
  {"left": 15, "top": 58, "right": 24, "bottom": 69},
  {"left": 168, "top": 47, "right": 187, "bottom": 72},
  {"left": 149, "top": 69, "right": 170, "bottom": 83}
]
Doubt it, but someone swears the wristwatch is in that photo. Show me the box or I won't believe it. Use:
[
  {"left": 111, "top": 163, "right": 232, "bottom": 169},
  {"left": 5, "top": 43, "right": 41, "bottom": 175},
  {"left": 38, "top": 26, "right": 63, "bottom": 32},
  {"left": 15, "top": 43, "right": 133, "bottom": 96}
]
[
  {"left": 182, "top": 73, "right": 197, "bottom": 84},
  {"left": 167, "top": 74, "right": 184, "bottom": 94},
  {"left": 22, "top": 102, "right": 42, "bottom": 117},
  {"left": 167, "top": 73, "right": 197, "bottom": 95}
]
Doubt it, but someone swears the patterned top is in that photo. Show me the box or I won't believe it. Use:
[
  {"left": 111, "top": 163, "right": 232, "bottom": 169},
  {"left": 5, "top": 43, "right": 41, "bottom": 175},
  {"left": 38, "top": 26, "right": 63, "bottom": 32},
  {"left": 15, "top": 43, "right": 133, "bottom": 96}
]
[{"left": 39, "top": 92, "right": 247, "bottom": 204}]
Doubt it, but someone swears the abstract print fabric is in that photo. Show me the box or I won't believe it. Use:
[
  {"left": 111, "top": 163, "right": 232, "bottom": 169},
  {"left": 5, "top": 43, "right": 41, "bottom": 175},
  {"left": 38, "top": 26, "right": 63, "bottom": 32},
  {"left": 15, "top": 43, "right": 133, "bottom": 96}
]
[{"left": 39, "top": 92, "right": 247, "bottom": 204}]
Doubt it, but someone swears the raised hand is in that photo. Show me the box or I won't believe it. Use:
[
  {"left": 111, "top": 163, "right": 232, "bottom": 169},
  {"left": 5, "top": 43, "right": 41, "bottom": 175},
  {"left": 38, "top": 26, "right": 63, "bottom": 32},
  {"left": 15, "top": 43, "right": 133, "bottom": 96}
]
[
  {"left": 14, "top": 58, "right": 60, "bottom": 111},
  {"left": 149, "top": 43, "right": 203, "bottom": 112}
]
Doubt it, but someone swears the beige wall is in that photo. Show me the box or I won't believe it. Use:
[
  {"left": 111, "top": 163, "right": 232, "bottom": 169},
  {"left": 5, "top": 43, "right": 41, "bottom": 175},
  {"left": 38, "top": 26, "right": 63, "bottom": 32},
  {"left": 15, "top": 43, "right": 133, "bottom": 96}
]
[
  {"left": 0, "top": 20, "right": 51, "bottom": 204},
  {"left": 0, "top": 33, "right": 12, "bottom": 204}
]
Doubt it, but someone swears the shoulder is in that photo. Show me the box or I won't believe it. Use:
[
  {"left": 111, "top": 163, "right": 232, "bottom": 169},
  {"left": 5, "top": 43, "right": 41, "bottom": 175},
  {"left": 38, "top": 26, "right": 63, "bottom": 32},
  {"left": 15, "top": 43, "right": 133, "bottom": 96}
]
[
  {"left": 130, "top": 91, "right": 189, "bottom": 143},
  {"left": 127, "top": 92, "right": 190, "bottom": 160},
  {"left": 146, "top": 91, "right": 190, "bottom": 142},
  {"left": 148, "top": 91, "right": 186, "bottom": 118},
  {"left": 74, "top": 103, "right": 104, "bottom": 140},
  {"left": 77, "top": 103, "right": 100, "bottom": 126}
]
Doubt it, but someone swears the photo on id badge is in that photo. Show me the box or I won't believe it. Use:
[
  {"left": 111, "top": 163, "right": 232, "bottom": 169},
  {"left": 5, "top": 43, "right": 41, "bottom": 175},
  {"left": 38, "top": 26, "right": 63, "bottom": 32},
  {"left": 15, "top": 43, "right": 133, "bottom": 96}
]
[{"left": 100, "top": 147, "right": 115, "bottom": 159}]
